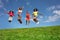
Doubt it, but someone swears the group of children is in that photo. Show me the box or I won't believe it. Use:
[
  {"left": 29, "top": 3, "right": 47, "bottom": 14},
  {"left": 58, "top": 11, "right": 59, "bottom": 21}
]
[{"left": 7, "top": 8, "right": 42, "bottom": 25}]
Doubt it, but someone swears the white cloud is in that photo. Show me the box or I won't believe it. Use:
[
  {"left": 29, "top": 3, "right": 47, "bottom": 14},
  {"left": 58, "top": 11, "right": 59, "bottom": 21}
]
[
  {"left": 45, "top": 5, "right": 60, "bottom": 22},
  {"left": 53, "top": 10, "right": 60, "bottom": 15},
  {"left": 47, "top": 6, "right": 55, "bottom": 11},
  {"left": 47, "top": 5, "right": 60, "bottom": 11},
  {"left": 45, "top": 15, "right": 60, "bottom": 22}
]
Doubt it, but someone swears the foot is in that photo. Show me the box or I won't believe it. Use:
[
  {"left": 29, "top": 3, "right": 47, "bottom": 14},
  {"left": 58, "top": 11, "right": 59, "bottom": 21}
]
[
  {"left": 8, "top": 20, "right": 11, "bottom": 23},
  {"left": 36, "top": 22, "right": 39, "bottom": 24}
]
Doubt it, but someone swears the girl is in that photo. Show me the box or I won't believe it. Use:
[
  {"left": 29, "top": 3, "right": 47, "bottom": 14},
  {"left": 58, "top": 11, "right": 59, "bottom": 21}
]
[
  {"left": 18, "top": 7, "right": 23, "bottom": 15},
  {"left": 26, "top": 11, "right": 30, "bottom": 25},
  {"left": 17, "top": 7, "right": 23, "bottom": 24},
  {"left": 32, "top": 8, "right": 39, "bottom": 24},
  {"left": 8, "top": 10, "right": 14, "bottom": 22}
]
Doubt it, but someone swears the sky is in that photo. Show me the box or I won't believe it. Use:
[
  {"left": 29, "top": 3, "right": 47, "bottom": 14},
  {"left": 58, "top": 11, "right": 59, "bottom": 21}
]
[{"left": 0, "top": 0, "right": 60, "bottom": 29}]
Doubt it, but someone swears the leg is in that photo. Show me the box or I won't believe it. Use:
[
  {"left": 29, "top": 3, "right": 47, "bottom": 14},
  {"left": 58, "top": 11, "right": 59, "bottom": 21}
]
[
  {"left": 18, "top": 15, "right": 22, "bottom": 24},
  {"left": 28, "top": 20, "right": 30, "bottom": 25},
  {"left": 20, "top": 19, "right": 22, "bottom": 24},
  {"left": 8, "top": 17, "right": 13, "bottom": 23},
  {"left": 18, "top": 19, "right": 22, "bottom": 24},
  {"left": 26, "top": 20, "right": 27, "bottom": 25},
  {"left": 8, "top": 20, "right": 11, "bottom": 22}
]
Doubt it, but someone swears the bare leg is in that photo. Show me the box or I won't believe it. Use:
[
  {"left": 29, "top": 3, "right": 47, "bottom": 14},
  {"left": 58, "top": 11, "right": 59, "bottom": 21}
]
[
  {"left": 26, "top": 20, "right": 30, "bottom": 25},
  {"left": 28, "top": 20, "right": 30, "bottom": 25},
  {"left": 26, "top": 20, "right": 27, "bottom": 25},
  {"left": 18, "top": 19, "right": 22, "bottom": 24}
]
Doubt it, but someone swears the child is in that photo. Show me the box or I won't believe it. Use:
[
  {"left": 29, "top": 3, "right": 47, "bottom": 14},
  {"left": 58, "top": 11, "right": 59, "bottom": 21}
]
[
  {"left": 8, "top": 10, "right": 14, "bottom": 22},
  {"left": 26, "top": 11, "right": 30, "bottom": 25},
  {"left": 32, "top": 8, "right": 39, "bottom": 24},
  {"left": 17, "top": 7, "right": 23, "bottom": 24}
]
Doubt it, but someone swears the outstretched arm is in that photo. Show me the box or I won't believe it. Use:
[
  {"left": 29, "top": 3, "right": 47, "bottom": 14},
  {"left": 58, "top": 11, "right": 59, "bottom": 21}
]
[
  {"left": 3, "top": 8, "right": 8, "bottom": 14},
  {"left": 38, "top": 12, "right": 44, "bottom": 16},
  {"left": 38, "top": 12, "right": 44, "bottom": 18}
]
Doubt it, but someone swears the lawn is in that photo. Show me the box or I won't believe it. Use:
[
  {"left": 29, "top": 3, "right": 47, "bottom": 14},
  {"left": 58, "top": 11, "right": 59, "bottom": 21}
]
[{"left": 0, "top": 26, "right": 60, "bottom": 40}]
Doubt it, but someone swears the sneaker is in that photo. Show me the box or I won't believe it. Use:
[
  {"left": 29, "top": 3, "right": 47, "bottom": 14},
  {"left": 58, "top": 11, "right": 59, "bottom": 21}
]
[{"left": 36, "top": 22, "right": 39, "bottom": 24}]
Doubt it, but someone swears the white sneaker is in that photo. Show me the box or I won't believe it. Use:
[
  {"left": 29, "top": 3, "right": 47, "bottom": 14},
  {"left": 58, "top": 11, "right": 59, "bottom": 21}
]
[{"left": 36, "top": 22, "right": 39, "bottom": 24}]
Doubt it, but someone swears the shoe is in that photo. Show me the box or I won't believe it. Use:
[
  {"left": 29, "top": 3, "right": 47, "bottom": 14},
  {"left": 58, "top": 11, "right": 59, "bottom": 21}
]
[{"left": 36, "top": 22, "right": 39, "bottom": 24}]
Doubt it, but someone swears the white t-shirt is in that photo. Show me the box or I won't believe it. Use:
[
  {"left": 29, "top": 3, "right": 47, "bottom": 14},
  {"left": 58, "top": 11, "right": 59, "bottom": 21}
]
[{"left": 18, "top": 10, "right": 22, "bottom": 13}]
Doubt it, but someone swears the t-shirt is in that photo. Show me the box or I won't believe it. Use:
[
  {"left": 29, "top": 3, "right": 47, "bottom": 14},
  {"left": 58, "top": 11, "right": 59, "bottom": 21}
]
[
  {"left": 26, "top": 13, "right": 30, "bottom": 20},
  {"left": 18, "top": 10, "right": 22, "bottom": 13},
  {"left": 18, "top": 10, "right": 22, "bottom": 14},
  {"left": 33, "top": 11, "right": 38, "bottom": 17},
  {"left": 8, "top": 11, "right": 14, "bottom": 17}
]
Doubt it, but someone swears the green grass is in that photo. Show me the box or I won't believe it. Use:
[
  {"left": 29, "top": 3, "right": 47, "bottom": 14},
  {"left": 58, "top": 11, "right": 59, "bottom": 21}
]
[{"left": 0, "top": 26, "right": 60, "bottom": 40}]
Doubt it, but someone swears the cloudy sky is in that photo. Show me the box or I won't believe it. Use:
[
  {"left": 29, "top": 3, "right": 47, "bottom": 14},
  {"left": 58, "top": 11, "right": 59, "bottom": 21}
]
[{"left": 0, "top": 0, "right": 60, "bottom": 29}]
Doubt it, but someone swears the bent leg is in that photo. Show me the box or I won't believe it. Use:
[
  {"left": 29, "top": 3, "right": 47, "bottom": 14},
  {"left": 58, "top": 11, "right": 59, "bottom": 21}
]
[
  {"left": 8, "top": 17, "right": 13, "bottom": 23},
  {"left": 18, "top": 19, "right": 22, "bottom": 24}
]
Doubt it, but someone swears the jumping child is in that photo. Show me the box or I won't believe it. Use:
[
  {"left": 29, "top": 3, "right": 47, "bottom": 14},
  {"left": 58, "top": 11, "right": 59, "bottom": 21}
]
[
  {"left": 8, "top": 10, "right": 14, "bottom": 23},
  {"left": 17, "top": 7, "right": 23, "bottom": 24},
  {"left": 26, "top": 11, "right": 30, "bottom": 25},
  {"left": 32, "top": 8, "right": 39, "bottom": 24}
]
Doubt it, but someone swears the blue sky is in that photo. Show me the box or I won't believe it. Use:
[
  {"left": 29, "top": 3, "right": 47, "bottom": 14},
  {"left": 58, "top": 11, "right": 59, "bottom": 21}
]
[{"left": 0, "top": 0, "right": 60, "bottom": 29}]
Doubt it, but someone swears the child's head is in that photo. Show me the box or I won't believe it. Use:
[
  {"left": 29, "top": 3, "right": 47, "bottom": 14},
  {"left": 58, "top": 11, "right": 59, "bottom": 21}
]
[
  {"left": 33, "top": 8, "right": 38, "bottom": 12},
  {"left": 9, "top": 10, "right": 14, "bottom": 13}
]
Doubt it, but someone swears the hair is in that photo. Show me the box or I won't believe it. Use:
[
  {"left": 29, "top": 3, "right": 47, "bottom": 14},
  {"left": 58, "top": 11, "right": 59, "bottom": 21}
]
[
  {"left": 9, "top": 10, "right": 14, "bottom": 13},
  {"left": 33, "top": 8, "right": 38, "bottom": 12},
  {"left": 18, "top": 8, "right": 22, "bottom": 10},
  {"left": 12, "top": 11, "right": 14, "bottom": 13}
]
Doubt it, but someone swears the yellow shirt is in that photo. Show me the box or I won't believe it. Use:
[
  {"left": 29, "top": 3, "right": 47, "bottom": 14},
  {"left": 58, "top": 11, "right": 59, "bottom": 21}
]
[{"left": 33, "top": 11, "right": 38, "bottom": 17}]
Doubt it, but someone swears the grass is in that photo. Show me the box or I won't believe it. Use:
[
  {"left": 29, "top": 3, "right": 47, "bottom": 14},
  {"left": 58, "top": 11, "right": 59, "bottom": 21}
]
[{"left": 0, "top": 26, "right": 60, "bottom": 40}]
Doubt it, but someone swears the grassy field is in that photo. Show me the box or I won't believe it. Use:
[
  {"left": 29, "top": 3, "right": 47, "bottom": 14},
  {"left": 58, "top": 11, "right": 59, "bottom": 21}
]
[{"left": 0, "top": 26, "right": 60, "bottom": 40}]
